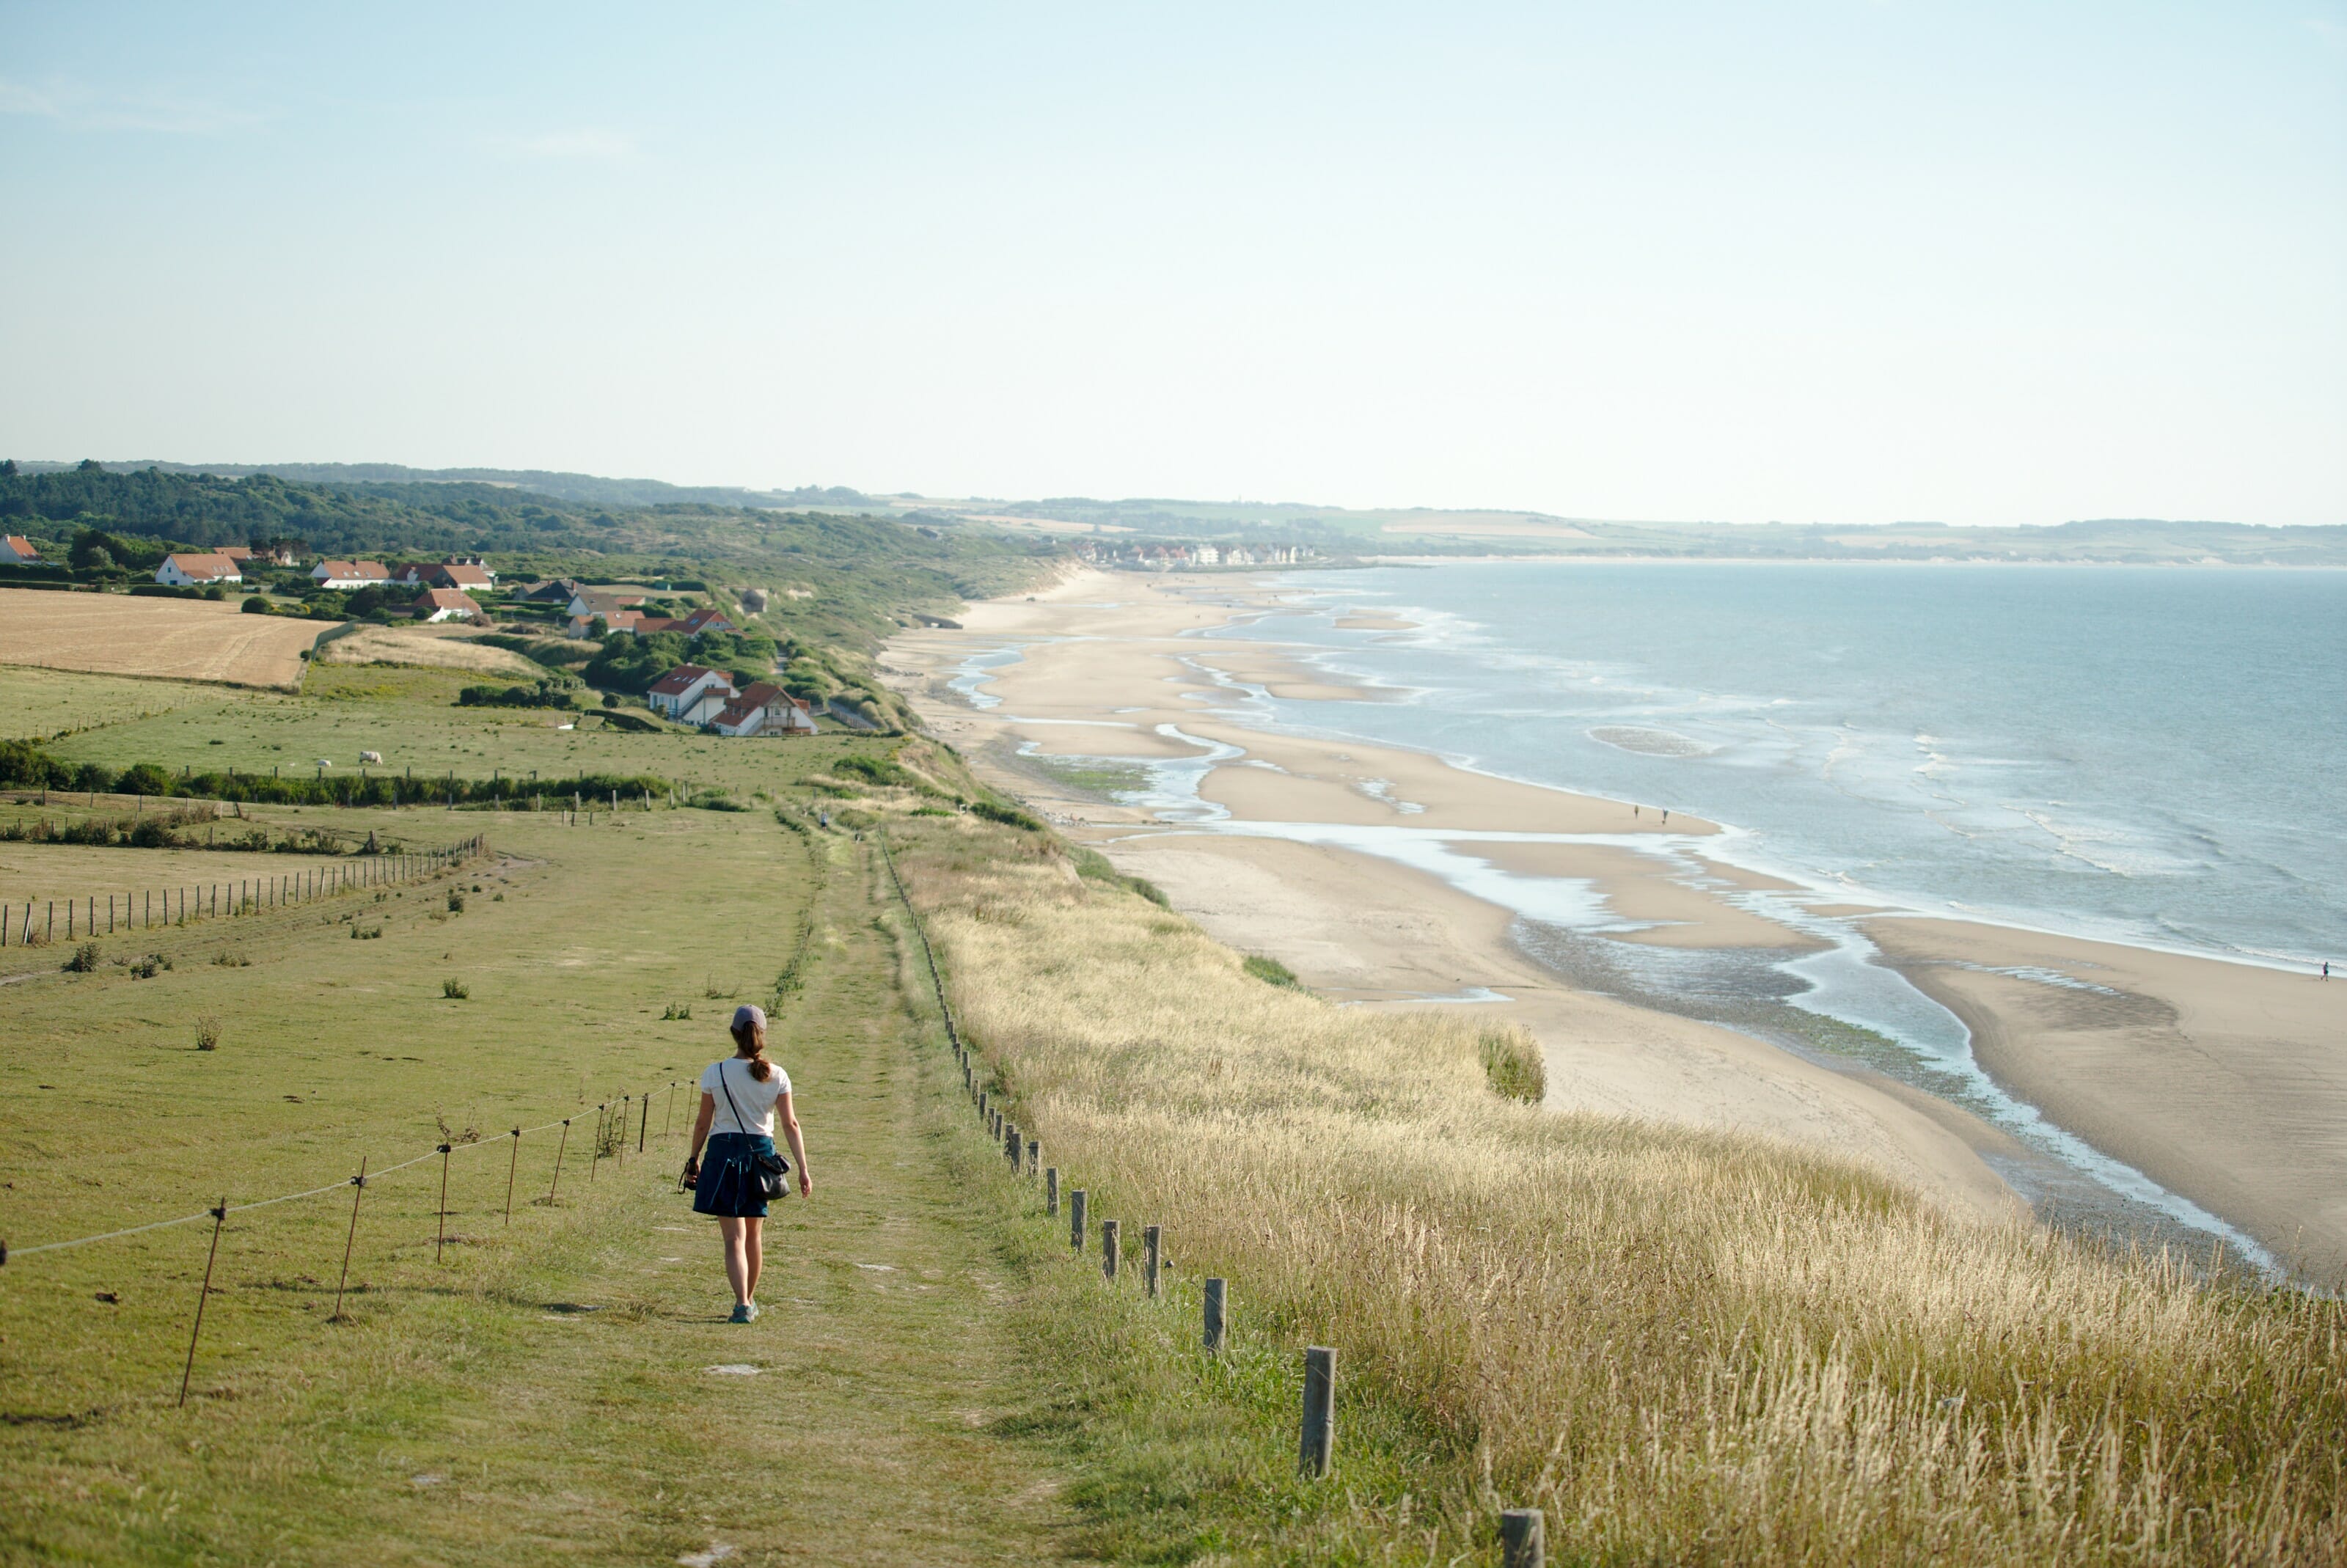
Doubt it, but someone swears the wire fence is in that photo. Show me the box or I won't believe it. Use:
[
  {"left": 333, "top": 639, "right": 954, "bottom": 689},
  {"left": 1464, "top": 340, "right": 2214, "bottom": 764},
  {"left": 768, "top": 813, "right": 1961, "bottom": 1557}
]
[
  {"left": 875, "top": 826, "right": 1553, "bottom": 1563},
  {"left": 1, "top": 833, "right": 489, "bottom": 957}
]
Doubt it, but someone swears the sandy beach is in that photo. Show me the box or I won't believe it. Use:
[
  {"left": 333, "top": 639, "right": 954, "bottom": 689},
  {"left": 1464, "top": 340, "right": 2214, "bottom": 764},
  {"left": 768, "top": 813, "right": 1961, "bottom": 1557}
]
[{"left": 883, "top": 568, "right": 2343, "bottom": 1275}]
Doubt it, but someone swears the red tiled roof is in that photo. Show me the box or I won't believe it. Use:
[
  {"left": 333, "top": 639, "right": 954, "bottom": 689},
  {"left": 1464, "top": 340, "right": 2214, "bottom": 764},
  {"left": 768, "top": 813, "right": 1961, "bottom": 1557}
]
[{"left": 649, "top": 664, "right": 720, "bottom": 695}]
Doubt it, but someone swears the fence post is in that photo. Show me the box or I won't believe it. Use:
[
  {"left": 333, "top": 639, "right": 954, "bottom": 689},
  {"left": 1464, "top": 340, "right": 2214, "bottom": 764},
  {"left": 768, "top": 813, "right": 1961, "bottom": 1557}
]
[
  {"left": 177, "top": 1198, "right": 229, "bottom": 1407},
  {"left": 1204, "top": 1277, "right": 1226, "bottom": 1352},
  {"left": 1143, "top": 1225, "right": 1162, "bottom": 1298},
  {"left": 1025, "top": 1139, "right": 1038, "bottom": 1176},
  {"left": 1299, "top": 1347, "right": 1336, "bottom": 1478},
  {"left": 1102, "top": 1219, "right": 1120, "bottom": 1281},
  {"left": 1500, "top": 1509, "right": 1546, "bottom": 1568},
  {"left": 1069, "top": 1189, "right": 1087, "bottom": 1251},
  {"left": 505, "top": 1130, "right": 521, "bottom": 1225},
  {"left": 639, "top": 1091, "right": 649, "bottom": 1154},
  {"left": 332, "top": 1157, "right": 367, "bottom": 1320},
  {"left": 549, "top": 1119, "right": 570, "bottom": 1204},
  {"left": 662, "top": 1082, "right": 675, "bottom": 1139},
  {"left": 434, "top": 1144, "right": 453, "bottom": 1262},
  {"left": 589, "top": 1104, "right": 605, "bottom": 1182},
  {"left": 616, "top": 1096, "right": 629, "bottom": 1170},
  {"left": 1004, "top": 1122, "right": 1019, "bottom": 1168},
  {"left": 1046, "top": 1168, "right": 1060, "bottom": 1217}
]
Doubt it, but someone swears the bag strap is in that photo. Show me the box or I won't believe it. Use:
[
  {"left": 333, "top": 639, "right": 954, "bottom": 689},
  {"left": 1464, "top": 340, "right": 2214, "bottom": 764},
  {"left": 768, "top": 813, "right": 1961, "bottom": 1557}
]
[{"left": 714, "top": 1058, "right": 755, "bottom": 1137}]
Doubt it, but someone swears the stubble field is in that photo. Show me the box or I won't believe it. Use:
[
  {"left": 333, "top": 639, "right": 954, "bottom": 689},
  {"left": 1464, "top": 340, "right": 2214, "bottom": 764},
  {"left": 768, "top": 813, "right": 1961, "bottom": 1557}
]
[{"left": 0, "top": 589, "right": 327, "bottom": 689}]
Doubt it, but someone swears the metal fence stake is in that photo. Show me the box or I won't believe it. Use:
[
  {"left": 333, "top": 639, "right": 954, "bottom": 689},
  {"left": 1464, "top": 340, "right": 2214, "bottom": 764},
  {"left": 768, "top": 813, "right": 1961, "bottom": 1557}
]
[
  {"left": 1500, "top": 1509, "right": 1546, "bottom": 1568},
  {"left": 1299, "top": 1347, "right": 1336, "bottom": 1477},
  {"left": 333, "top": 1159, "right": 367, "bottom": 1320},
  {"left": 505, "top": 1130, "right": 521, "bottom": 1225},
  {"left": 177, "top": 1198, "right": 229, "bottom": 1407},
  {"left": 549, "top": 1119, "right": 570, "bottom": 1204},
  {"left": 434, "top": 1144, "right": 453, "bottom": 1262}
]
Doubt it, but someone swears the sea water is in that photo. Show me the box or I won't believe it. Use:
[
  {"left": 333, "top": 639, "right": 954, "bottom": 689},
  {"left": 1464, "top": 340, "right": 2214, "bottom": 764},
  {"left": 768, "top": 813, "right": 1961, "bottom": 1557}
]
[
  {"left": 1221, "top": 561, "right": 2347, "bottom": 969},
  {"left": 1161, "top": 561, "right": 2347, "bottom": 1264}
]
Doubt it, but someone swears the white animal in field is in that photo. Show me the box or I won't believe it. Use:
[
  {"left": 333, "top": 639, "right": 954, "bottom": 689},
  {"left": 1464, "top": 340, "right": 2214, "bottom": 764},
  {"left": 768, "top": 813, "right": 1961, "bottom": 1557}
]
[
  {"left": 360, "top": 750, "right": 384, "bottom": 764},
  {"left": 315, "top": 758, "right": 332, "bottom": 768}
]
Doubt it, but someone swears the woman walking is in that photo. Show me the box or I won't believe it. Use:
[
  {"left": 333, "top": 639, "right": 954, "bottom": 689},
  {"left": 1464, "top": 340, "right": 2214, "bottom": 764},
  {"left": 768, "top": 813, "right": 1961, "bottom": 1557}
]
[{"left": 684, "top": 1003, "right": 813, "bottom": 1322}]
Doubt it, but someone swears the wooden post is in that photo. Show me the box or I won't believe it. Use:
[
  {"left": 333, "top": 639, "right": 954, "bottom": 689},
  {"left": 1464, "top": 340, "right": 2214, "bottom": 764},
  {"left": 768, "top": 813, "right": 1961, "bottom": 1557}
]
[
  {"left": 505, "top": 1130, "right": 521, "bottom": 1225},
  {"left": 589, "top": 1104, "right": 605, "bottom": 1182},
  {"left": 662, "top": 1082, "right": 675, "bottom": 1139},
  {"left": 616, "top": 1097, "right": 629, "bottom": 1170},
  {"left": 639, "top": 1092, "right": 649, "bottom": 1154},
  {"left": 978, "top": 1090, "right": 989, "bottom": 1123},
  {"left": 434, "top": 1144, "right": 453, "bottom": 1262},
  {"left": 1143, "top": 1224, "right": 1162, "bottom": 1298},
  {"left": 1499, "top": 1509, "right": 1545, "bottom": 1568},
  {"left": 332, "top": 1159, "right": 367, "bottom": 1320},
  {"left": 1102, "top": 1219, "right": 1120, "bottom": 1281},
  {"left": 1046, "top": 1168, "right": 1060, "bottom": 1217},
  {"left": 1003, "top": 1121, "right": 1019, "bottom": 1168},
  {"left": 177, "top": 1198, "right": 229, "bottom": 1407},
  {"left": 1069, "top": 1189, "right": 1087, "bottom": 1251},
  {"left": 1025, "top": 1139, "right": 1038, "bottom": 1176},
  {"left": 1298, "top": 1347, "right": 1336, "bottom": 1477},
  {"left": 1204, "top": 1278, "right": 1226, "bottom": 1352},
  {"left": 549, "top": 1119, "right": 570, "bottom": 1204}
]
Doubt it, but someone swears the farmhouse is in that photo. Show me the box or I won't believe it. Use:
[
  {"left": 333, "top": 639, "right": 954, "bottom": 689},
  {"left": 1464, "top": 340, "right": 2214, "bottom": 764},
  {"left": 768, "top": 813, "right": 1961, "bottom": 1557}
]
[
  {"left": 155, "top": 552, "right": 244, "bottom": 587},
  {"left": 409, "top": 587, "right": 486, "bottom": 623},
  {"left": 711, "top": 681, "right": 817, "bottom": 738},
  {"left": 312, "top": 560, "right": 390, "bottom": 590},
  {"left": 1, "top": 535, "right": 41, "bottom": 565},
  {"left": 427, "top": 562, "right": 494, "bottom": 591},
  {"left": 648, "top": 664, "right": 737, "bottom": 724}
]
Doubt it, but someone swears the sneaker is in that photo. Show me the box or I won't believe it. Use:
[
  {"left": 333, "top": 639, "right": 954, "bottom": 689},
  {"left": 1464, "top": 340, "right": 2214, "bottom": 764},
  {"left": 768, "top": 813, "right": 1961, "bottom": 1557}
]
[
  {"left": 728, "top": 1303, "right": 752, "bottom": 1324},
  {"left": 744, "top": 1301, "right": 761, "bottom": 1322}
]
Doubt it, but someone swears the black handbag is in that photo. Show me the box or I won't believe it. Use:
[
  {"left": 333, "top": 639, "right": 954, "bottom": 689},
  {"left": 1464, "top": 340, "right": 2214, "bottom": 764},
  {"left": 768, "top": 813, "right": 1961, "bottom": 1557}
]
[{"left": 713, "top": 1060, "right": 791, "bottom": 1201}]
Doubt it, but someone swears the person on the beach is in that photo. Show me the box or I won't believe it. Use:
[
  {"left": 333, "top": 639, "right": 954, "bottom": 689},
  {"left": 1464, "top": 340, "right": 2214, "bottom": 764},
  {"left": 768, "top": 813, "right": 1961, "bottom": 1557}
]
[{"left": 683, "top": 1004, "right": 813, "bottom": 1322}]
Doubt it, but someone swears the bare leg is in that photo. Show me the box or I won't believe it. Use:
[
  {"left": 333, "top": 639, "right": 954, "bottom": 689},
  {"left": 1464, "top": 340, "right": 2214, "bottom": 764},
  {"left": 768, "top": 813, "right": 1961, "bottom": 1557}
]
[
  {"left": 744, "top": 1217, "right": 764, "bottom": 1301},
  {"left": 717, "top": 1216, "right": 750, "bottom": 1306}
]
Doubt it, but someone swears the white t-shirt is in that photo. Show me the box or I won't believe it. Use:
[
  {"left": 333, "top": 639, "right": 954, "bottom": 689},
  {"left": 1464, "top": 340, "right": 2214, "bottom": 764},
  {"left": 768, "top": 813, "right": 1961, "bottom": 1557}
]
[{"left": 702, "top": 1058, "right": 791, "bottom": 1136}]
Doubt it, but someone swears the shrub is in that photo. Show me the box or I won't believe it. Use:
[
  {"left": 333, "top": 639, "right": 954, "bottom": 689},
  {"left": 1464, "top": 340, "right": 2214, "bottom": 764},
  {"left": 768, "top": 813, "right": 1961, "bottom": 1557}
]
[
  {"left": 130, "top": 953, "right": 169, "bottom": 978},
  {"left": 969, "top": 799, "right": 1044, "bottom": 832},
  {"left": 446, "top": 891, "right": 464, "bottom": 913},
  {"left": 662, "top": 1003, "right": 693, "bottom": 1021},
  {"left": 194, "top": 1016, "right": 221, "bottom": 1051},
  {"left": 241, "top": 596, "right": 271, "bottom": 615},
  {"left": 213, "top": 950, "right": 252, "bottom": 967},
  {"left": 63, "top": 942, "right": 100, "bottom": 973},
  {"left": 1479, "top": 1025, "right": 1546, "bottom": 1103},
  {"left": 1242, "top": 953, "right": 1301, "bottom": 989},
  {"left": 442, "top": 978, "right": 469, "bottom": 1000}
]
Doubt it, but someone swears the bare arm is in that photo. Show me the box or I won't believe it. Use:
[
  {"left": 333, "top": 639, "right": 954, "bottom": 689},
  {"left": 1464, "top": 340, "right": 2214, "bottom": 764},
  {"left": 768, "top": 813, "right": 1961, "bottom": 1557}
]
[
  {"left": 685, "top": 1091, "right": 716, "bottom": 1172},
  {"left": 777, "top": 1090, "right": 812, "bottom": 1198}
]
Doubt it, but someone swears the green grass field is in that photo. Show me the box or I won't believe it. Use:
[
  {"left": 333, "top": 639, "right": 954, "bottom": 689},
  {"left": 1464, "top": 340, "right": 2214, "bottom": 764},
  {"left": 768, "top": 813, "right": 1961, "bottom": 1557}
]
[{"left": 0, "top": 663, "right": 1116, "bottom": 1564}]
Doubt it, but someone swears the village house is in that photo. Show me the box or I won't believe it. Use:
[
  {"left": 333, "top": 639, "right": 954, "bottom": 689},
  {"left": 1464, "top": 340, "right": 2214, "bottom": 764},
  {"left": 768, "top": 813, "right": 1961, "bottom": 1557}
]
[
  {"left": 155, "top": 552, "right": 244, "bottom": 587},
  {"left": 512, "top": 578, "right": 579, "bottom": 604},
  {"left": 711, "top": 681, "right": 817, "bottom": 738},
  {"left": 647, "top": 664, "right": 738, "bottom": 724},
  {"left": 311, "top": 560, "right": 390, "bottom": 590},
  {"left": 409, "top": 587, "right": 486, "bottom": 623},
  {"left": 425, "top": 561, "right": 494, "bottom": 592},
  {"left": 1, "top": 535, "right": 42, "bottom": 565}
]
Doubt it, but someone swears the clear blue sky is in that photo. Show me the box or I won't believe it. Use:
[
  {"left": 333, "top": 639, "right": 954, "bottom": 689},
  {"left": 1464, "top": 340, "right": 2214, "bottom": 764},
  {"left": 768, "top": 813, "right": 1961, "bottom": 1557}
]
[{"left": 3, "top": 3, "right": 2340, "bottom": 525}]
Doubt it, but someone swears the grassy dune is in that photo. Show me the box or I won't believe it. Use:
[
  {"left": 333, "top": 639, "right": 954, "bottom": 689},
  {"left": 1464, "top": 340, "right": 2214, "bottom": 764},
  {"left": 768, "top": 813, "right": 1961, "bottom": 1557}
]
[{"left": 890, "top": 815, "right": 2347, "bottom": 1564}]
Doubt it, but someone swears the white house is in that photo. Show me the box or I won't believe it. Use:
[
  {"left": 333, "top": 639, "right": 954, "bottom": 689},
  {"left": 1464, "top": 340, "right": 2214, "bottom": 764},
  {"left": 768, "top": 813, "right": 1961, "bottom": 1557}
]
[
  {"left": 1, "top": 535, "right": 40, "bottom": 565},
  {"left": 647, "top": 664, "right": 736, "bottom": 722},
  {"left": 1193, "top": 544, "right": 1221, "bottom": 565},
  {"left": 311, "top": 560, "right": 390, "bottom": 590},
  {"left": 409, "top": 587, "right": 485, "bottom": 623},
  {"left": 712, "top": 682, "right": 816, "bottom": 737},
  {"left": 155, "top": 552, "right": 244, "bottom": 587}
]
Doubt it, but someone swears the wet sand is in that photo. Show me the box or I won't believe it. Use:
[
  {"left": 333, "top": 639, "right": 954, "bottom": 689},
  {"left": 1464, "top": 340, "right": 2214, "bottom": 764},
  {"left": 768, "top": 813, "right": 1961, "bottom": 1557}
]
[{"left": 885, "top": 568, "right": 2341, "bottom": 1272}]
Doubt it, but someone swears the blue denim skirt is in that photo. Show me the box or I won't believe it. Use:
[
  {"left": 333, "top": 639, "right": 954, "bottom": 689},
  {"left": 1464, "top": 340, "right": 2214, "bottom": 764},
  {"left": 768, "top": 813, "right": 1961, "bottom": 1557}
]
[{"left": 692, "top": 1132, "right": 777, "bottom": 1218}]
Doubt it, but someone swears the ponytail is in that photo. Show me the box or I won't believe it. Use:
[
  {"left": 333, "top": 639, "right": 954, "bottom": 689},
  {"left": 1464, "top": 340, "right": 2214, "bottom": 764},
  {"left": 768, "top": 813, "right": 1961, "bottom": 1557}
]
[{"left": 731, "top": 1016, "right": 774, "bottom": 1082}]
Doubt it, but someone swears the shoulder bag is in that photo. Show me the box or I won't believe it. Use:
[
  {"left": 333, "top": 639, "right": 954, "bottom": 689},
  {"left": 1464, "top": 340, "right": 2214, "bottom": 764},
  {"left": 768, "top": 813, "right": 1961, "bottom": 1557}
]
[{"left": 714, "top": 1060, "right": 792, "bottom": 1201}]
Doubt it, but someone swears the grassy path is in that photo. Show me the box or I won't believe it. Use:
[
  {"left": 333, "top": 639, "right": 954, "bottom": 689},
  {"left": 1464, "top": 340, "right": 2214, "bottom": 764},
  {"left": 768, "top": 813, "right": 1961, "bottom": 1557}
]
[{"left": 1, "top": 812, "right": 1083, "bottom": 1565}]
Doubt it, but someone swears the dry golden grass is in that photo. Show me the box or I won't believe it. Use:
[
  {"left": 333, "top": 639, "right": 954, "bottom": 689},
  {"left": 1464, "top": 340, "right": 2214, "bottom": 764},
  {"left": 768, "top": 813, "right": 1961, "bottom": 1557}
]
[
  {"left": 0, "top": 589, "right": 323, "bottom": 689},
  {"left": 900, "top": 820, "right": 2347, "bottom": 1564},
  {"left": 314, "top": 623, "right": 547, "bottom": 678}
]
